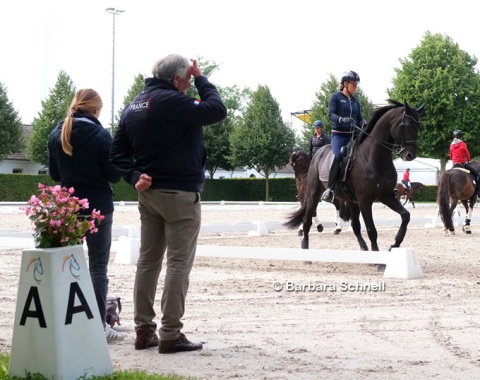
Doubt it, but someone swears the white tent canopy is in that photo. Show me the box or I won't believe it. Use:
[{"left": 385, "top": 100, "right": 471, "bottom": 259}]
[{"left": 393, "top": 157, "right": 453, "bottom": 185}]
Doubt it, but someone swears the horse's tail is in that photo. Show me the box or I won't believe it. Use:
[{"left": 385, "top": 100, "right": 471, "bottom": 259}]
[
  {"left": 284, "top": 201, "right": 307, "bottom": 229},
  {"left": 437, "top": 173, "right": 454, "bottom": 231}
]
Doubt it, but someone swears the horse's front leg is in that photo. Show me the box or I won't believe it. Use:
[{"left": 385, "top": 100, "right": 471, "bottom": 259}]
[
  {"left": 349, "top": 204, "right": 368, "bottom": 250},
  {"left": 382, "top": 195, "right": 410, "bottom": 250}
]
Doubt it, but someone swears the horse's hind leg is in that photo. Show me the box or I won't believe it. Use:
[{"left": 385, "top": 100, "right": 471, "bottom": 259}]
[
  {"left": 301, "top": 197, "right": 317, "bottom": 249},
  {"left": 298, "top": 211, "right": 322, "bottom": 236},
  {"left": 462, "top": 199, "right": 474, "bottom": 234},
  {"left": 358, "top": 204, "right": 380, "bottom": 251},
  {"left": 333, "top": 207, "right": 342, "bottom": 235},
  {"left": 350, "top": 204, "right": 368, "bottom": 250},
  {"left": 313, "top": 209, "right": 323, "bottom": 232}
]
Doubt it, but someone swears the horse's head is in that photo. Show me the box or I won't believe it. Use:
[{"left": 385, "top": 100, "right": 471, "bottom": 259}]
[
  {"left": 388, "top": 100, "right": 423, "bottom": 161},
  {"left": 289, "top": 147, "right": 310, "bottom": 177}
]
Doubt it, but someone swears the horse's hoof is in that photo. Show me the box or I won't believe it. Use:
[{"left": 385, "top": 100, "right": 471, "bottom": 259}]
[
  {"left": 303, "top": 261, "right": 313, "bottom": 265},
  {"left": 376, "top": 264, "right": 386, "bottom": 272},
  {"left": 301, "top": 240, "right": 309, "bottom": 249},
  {"left": 316, "top": 224, "right": 323, "bottom": 233},
  {"left": 465, "top": 230, "right": 472, "bottom": 235},
  {"left": 297, "top": 230, "right": 303, "bottom": 236},
  {"left": 333, "top": 228, "right": 341, "bottom": 235}
]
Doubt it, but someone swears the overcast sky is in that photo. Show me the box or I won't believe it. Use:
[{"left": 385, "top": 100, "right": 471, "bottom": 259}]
[{"left": 1, "top": 0, "right": 477, "bottom": 132}]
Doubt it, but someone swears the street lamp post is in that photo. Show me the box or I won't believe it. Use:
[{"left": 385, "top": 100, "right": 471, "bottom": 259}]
[{"left": 105, "top": 7, "right": 125, "bottom": 134}]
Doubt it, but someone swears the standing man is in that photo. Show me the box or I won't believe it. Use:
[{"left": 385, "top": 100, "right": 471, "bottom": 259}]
[
  {"left": 110, "top": 54, "right": 227, "bottom": 353},
  {"left": 308, "top": 120, "right": 330, "bottom": 159}
]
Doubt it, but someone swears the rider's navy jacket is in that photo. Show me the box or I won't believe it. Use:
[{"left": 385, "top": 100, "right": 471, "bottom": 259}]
[
  {"left": 328, "top": 91, "right": 363, "bottom": 134},
  {"left": 110, "top": 76, "right": 227, "bottom": 192},
  {"left": 48, "top": 113, "right": 121, "bottom": 215}
]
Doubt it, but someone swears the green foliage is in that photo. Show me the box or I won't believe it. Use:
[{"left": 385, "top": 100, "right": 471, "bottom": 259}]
[
  {"left": 0, "top": 174, "right": 56, "bottom": 202},
  {"left": 0, "top": 352, "right": 191, "bottom": 380},
  {"left": 202, "top": 178, "right": 298, "bottom": 202},
  {"left": 229, "top": 85, "right": 296, "bottom": 200},
  {"left": 0, "top": 83, "right": 23, "bottom": 160},
  {"left": 184, "top": 57, "right": 253, "bottom": 179},
  {"left": 113, "top": 73, "right": 146, "bottom": 134},
  {"left": 388, "top": 31, "right": 480, "bottom": 169},
  {"left": 307, "top": 73, "right": 338, "bottom": 144},
  {"left": 205, "top": 85, "right": 251, "bottom": 178},
  {"left": 27, "top": 71, "right": 76, "bottom": 165},
  {"left": 0, "top": 174, "right": 441, "bottom": 202},
  {"left": 111, "top": 179, "right": 138, "bottom": 201}
]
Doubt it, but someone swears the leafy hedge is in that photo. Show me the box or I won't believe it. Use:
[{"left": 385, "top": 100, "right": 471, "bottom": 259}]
[{"left": 0, "top": 174, "right": 439, "bottom": 203}]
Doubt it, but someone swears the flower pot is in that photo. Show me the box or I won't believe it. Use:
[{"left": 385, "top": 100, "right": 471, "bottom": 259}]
[{"left": 9, "top": 244, "right": 113, "bottom": 379}]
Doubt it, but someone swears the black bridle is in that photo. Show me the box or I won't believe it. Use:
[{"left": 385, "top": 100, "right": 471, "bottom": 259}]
[{"left": 355, "top": 109, "right": 420, "bottom": 155}]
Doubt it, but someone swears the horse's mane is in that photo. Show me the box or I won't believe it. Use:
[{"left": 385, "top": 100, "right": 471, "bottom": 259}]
[{"left": 359, "top": 99, "right": 403, "bottom": 143}]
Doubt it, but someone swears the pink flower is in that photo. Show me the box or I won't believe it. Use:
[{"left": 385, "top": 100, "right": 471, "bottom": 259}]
[{"left": 22, "top": 184, "right": 104, "bottom": 248}]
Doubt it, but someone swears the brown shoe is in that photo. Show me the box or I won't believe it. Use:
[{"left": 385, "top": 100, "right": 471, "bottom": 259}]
[
  {"left": 159, "top": 333, "right": 203, "bottom": 354},
  {"left": 135, "top": 329, "right": 159, "bottom": 350}
]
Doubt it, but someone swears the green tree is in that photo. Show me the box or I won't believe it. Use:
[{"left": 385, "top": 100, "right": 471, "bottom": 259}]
[
  {"left": 185, "top": 57, "right": 252, "bottom": 179},
  {"left": 205, "top": 85, "right": 250, "bottom": 178},
  {"left": 230, "top": 85, "right": 296, "bottom": 201},
  {"left": 0, "top": 82, "right": 23, "bottom": 160},
  {"left": 28, "top": 71, "right": 76, "bottom": 165},
  {"left": 388, "top": 32, "right": 480, "bottom": 171},
  {"left": 113, "top": 73, "right": 145, "bottom": 134},
  {"left": 301, "top": 74, "right": 373, "bottom": 149}
]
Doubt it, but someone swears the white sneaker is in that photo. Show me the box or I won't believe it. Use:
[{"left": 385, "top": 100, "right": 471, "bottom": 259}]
[{"left": 105, "top": 325, "right": 124, "bottom": 343}]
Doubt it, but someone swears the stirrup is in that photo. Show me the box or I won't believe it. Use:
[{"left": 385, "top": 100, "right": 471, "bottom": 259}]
[{"left": 321, "top": 189, "right": 334, "bottom": 203}]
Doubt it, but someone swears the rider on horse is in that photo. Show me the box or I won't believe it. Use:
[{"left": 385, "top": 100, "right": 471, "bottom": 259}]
[
  {"left": 450, "top": 129, "right": 480, "bottom": 195},
  {"left": 401, "top": 168, "right": 411, "bottom": 194},
  {"left": 308, "top": 120, "right": 331, "bottom": 159},
  {"left": 322, "top": 70, "right": 365, "bottom": 203}
]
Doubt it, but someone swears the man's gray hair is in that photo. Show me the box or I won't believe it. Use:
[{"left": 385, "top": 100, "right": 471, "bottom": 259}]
[{"left": 152, "top": 54, "right": 190, "bottom": 82}]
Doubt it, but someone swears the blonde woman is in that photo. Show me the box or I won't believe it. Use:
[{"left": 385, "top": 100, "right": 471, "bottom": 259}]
[{"left": 48, "top": 89, "right": 122, "bottom": 342}]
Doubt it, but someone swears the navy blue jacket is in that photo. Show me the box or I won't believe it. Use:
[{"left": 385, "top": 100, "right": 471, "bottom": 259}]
[
  {"left": 328, "top": 91, "right": 363, "bottom": 134},
  {"left": 110, "top": 76, "right": 227, "bottom": 192},
  {"left": 48, "top": 113, "right": 121, "bottom": 215}
]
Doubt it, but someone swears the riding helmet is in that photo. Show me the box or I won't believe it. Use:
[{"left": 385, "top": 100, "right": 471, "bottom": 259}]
[
  {"left": 313, "top": 120, "right": 323, "bottom": 128},
  {"left": 453, "top": 129, "right": 463, "bottom": 139},
  {"left": 341, "top": 70, "right": 360, "bottom": 83}
]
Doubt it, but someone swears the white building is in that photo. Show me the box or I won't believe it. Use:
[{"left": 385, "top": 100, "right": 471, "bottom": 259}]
[
  {"left": 205, "top": 165, "right": 295, "bottom": 179},
  {"left": 0, "top": 125, "right": 48, "bottom": 175}
]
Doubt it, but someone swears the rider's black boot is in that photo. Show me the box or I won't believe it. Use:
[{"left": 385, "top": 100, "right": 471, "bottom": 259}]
[
  {"left": 321, "top": 160, "right": 340, "bottom": 203},
  {"left": 476, "top": 176, "right": 480, "bottom": 196}
]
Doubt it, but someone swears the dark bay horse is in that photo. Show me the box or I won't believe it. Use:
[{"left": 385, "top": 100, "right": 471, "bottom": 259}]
[
  {"left": 285, "top": 99, "right": 424, "bottom": 252},
  {"left": 289, "top": 147, "right": 343, "bottom": 236},
  {"left": 394, "top": 182, "right": 425, "bottom": 207},
  {"left": 437, "top": 160, "right": 480, "bottom": 235}
]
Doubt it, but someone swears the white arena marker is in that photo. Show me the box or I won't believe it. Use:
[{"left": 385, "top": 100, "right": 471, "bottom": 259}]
[{"left": 196, "top": 245, "right": 423, "bottom": 279}]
